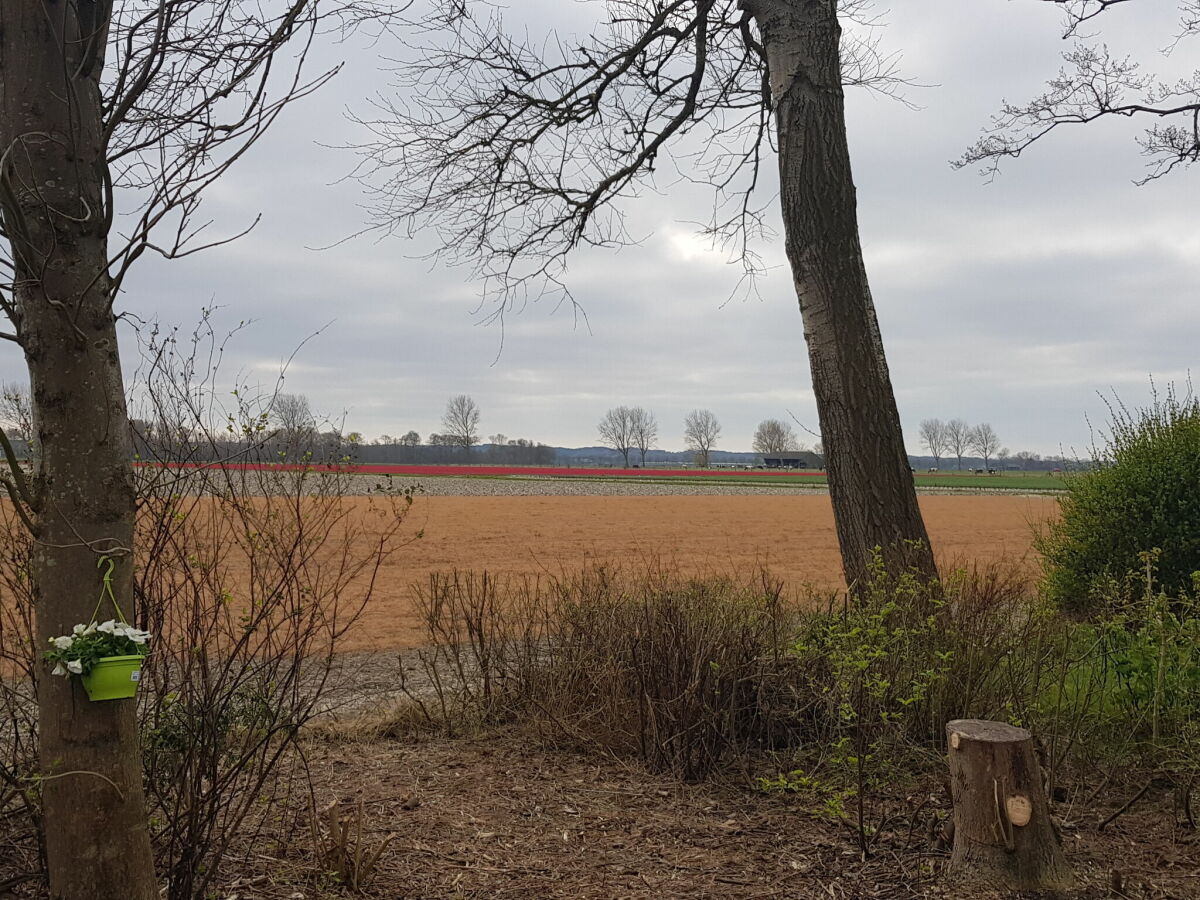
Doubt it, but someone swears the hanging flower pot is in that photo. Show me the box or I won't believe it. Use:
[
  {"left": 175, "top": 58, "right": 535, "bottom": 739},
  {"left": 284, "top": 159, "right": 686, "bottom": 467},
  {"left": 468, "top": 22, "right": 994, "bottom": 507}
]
[
  {"left": 80, "top": 654, "right": 145, "bottom": 701},
  {"left": 43, "top": 557, "right": 151, "bottom": 702},
  {"left": 45, "top": 620, "right": 152, "bottom": 702}
]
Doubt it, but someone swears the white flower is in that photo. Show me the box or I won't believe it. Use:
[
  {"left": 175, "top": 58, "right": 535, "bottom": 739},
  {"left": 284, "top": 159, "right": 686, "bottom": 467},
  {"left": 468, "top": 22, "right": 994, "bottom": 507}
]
[
  {"left": 51, "top": 663, "right": 67, "bottom": 677},
  {"left": 82, "top": 622, "right": 97, "bottom": 635},
  {"left": 97, "top": 620, "right": 116, "bottom": 634},
  {"left": 66, "top": 660, "right": 83, "bottom": 675},
  {"left": 73, "top": 624, "right": 87, "bottom": 635},
  {"left": 129, "top": 632, "right": 148, "bottom": 645},
  {"left": 52, "top": 636, "right": 74, "bottom": 651}
]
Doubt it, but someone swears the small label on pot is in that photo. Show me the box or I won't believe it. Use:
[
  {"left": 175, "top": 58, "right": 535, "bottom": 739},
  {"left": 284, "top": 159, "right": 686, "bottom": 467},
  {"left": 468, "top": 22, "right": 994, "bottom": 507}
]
[{"left": 131, "top": 670, "right": 141, "bottom": 683}]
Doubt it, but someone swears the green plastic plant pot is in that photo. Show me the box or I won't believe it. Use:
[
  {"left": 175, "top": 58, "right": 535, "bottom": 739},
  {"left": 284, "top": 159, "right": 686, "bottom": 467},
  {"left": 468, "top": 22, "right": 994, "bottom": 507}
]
[{"left": 80, "top": 655, "right": 144, "bottom": 701}]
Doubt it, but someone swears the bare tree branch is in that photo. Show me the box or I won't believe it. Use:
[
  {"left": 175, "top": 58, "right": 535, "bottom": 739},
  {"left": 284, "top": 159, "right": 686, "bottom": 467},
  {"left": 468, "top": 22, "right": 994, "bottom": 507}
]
[
  {"left": 352, "top": 0, "right": 912, "bottom": 315},
  {"left": 1042, "top": 0, "right": 1136, "bottom": 36},
  {"left": 961, "top": 3, "right": 1200, "bottom": 182},
  {"left": 0, "top": 0, "right": 410, "bottom": 327}
]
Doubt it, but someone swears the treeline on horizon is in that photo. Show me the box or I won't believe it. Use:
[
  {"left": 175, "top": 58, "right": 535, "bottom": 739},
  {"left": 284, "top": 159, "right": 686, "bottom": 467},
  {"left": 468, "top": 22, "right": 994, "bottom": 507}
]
[
  {"left": 0, "top": 429, "right": 1079, "bottom": 471},
  {"left": 123, "top": 431, "right": 1074, "bottom": 471}
]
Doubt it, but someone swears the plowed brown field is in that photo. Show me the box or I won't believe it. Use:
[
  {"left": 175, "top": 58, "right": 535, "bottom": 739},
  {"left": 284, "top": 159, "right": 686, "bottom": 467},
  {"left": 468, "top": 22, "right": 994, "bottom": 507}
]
[{"left": 350, "top": 494, "right": 1058, "bottom": 651}]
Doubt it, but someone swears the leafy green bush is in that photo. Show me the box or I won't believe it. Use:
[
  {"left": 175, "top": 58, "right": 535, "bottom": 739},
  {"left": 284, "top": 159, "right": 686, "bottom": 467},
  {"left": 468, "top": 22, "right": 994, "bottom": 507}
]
[
  {"left": 1094, "top": 554, "right": 1200, "bottom": 746},
  {"left": 1037, "top": 389, "right": 1200, "bottom": 612},
  {"left": 789, "top": 554, "right": 952, "bottom": 851}
]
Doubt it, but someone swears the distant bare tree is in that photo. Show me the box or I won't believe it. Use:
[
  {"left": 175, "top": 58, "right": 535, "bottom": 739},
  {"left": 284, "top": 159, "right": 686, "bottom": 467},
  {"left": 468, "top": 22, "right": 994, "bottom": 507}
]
[
  {"left": 961, "top": 1, "right": 1200, "bottom": 183},
  {"left": 272, "top": 393, "right": 316, "bottom": 454},
  {"left": 946, "top": 419, "right": 972, "bottom": 471},
  {"left": 684, "top": 409, "right": 721, "bottom": 468},
  {"left": 918, "top": 418, "right": 949, "bottom": 468},
  {"left": 970, "top": 423, "right": 1001, "bottom": 470},
  {"left": 630, "top": 407, "right": 659, "bottom": 466},
  {"left": 1015, "top": 450, "right": 1042, "bottom": 470},
  {"left": 442, "top": 395, "right": 482, "bottom": 450},
  {"left": 598, "top": 406, "right": 637, "bottom": 467},
  {"left": 358, "top": 0, "right": 937, "bottom": 584},
  {"left": 401, "top": 430, "right": 422, "bottom": 447},
  {"left": 0, "top": 382, "right": 32, "bottom": 445},
  {"left": 753, "top": 418, "right": 800, "bottom": 455}
]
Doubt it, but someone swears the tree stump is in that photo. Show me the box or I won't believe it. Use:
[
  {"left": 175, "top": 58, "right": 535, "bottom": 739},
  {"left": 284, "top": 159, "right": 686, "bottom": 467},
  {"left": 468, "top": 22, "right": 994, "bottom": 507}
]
[{"left": 946, "top": 719, "right": 1074, "bottom": 893}]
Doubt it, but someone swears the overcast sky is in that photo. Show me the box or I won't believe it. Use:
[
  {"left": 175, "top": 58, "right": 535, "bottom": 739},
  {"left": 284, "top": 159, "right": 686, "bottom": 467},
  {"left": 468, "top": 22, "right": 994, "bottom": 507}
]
[{"left": 8, "top": 1, "right": 1195, "bottom": 455}]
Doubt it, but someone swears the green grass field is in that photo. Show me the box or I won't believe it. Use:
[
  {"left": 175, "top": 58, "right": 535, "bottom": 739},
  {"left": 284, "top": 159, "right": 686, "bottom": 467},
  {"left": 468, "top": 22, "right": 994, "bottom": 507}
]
[
  {"left": 910, "top": 471, "right": 1066, "bottom": 490},
  {"left": 506, "top": 469, "right": 1068, "bottom": 492}
]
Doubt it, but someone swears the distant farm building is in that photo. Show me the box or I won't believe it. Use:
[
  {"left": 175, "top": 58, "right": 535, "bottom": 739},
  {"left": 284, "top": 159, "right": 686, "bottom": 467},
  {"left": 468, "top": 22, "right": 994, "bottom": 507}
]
[{"left": 761, "top": 454, "right": 817, "bottom": 469}]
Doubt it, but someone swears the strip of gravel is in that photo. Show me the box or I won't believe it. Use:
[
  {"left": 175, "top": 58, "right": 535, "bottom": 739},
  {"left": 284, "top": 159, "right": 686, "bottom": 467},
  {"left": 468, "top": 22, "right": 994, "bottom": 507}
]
[
  {"left": 375, "top": 475, "right": 829, "bottom": 497},
  {"left": 358, "top": 475, "right": 1054, "bottom": 498}
]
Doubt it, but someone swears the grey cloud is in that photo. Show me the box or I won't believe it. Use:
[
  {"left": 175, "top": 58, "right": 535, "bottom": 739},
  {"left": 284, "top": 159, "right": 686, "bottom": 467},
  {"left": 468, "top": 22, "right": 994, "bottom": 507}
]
[{"left": 7, "top": 0, "right": 1187, "bottom": 458}]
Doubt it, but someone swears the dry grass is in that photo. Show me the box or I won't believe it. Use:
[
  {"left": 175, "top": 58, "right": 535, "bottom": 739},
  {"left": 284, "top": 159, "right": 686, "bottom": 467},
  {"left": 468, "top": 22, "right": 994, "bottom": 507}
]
[{"left": 395, "top": 564, "right": 805, "bottom": 780}]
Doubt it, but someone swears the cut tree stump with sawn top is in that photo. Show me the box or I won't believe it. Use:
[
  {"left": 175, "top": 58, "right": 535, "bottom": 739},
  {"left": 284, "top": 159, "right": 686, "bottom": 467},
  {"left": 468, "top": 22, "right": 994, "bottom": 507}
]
[{"left": 946, "top": 719, "right": 1075, "bottom": 893}]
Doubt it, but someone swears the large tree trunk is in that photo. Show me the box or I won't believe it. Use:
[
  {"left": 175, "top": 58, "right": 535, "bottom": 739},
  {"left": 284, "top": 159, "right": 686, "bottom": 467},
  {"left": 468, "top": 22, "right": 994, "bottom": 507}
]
[
  {"left": 0, "top": 3, "right": 158, "bottom": 898},
  {"left": 746, "top": 0, "right": 935, "bottom": 587}
]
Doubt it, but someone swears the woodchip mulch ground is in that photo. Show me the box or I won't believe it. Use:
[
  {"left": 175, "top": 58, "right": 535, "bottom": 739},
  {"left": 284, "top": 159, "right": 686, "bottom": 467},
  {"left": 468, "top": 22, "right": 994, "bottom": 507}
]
[
  {"left": 2, "top": 722, "right": 1194, "bottom": 899},
  {"left": 217, "top": 728, "right": 1196, "bottom": 899}
]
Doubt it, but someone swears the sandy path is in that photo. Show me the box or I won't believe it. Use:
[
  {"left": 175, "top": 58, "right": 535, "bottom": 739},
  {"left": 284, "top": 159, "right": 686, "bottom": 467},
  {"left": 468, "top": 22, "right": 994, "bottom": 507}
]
[{"left": 351, "top": 494, "right": 1058, "bottom": 651}]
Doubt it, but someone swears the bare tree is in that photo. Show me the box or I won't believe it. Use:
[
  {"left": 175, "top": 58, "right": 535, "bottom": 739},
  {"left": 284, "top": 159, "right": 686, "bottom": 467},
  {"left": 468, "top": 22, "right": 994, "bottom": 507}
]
[
  {"left": 970, "top": 423, "right": 1001, "bottom": 471},
  {"left": 598, "top": 406, "right": 637, "bottom": 467},
  {"left": 401, "top": 430, "right": 421, "bottom": 446},
  {"left": 272, "top": 392, "right": 317, "bottom": 456},
  {"left": 961, "top": 2, "right": 1200, "bottom": 182},
  {"left": 945, "top": 418, "right": 972, "bottom": 471},
  {"left": 684, "top": 409, "right": 721, "bottom": 468},
  {"left": 0, "top": 381, "right": 32, "bottom": 445},
  {"left": 1015, "top": 450, "right": 1042, "bottom": 470},
  {"left": 442, "top": 394, "right": 481, "bottom": 449},
  {"left": 358, "top": 0, "right": 937, "bottom": 584},
  {"left": 918, "top": 418, "right": 948, "bottom": 468},
  {"left": 753, "top": 418, "right": 800, "bottom": 455},
  {"left": 630, "top": 407, "right": 659, "bottom": 466},
  {"left": 0, "top": 2, "right": 402, "bottom": 896},
  {"left": 273, "top": 393, "right": 314, "bottom": 431}
]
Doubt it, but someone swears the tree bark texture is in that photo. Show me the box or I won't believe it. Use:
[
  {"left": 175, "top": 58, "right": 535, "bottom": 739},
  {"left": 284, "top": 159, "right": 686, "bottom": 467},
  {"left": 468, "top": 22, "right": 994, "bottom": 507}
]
[
  {"left": 946, "top": 719, "right": 1075, "bottom": 893},
  {"left": 746, "top": 0, "right": 935, "bottom": 587},
  {"left": 0, "top": 3, "right": 157, "bottom": 898}
]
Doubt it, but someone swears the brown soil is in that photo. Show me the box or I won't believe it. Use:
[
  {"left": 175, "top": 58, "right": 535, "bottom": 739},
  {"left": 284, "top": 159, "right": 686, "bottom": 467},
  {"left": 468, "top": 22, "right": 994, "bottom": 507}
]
[
  {"left": 221, "top": 730, "right": 1196, "bottom": 899},
  {"left": 350, "top": 494, "right": 1058, "bottom": 651},
  {"left": 2, "top": 728, "right": 1193, "bottom": 899}
]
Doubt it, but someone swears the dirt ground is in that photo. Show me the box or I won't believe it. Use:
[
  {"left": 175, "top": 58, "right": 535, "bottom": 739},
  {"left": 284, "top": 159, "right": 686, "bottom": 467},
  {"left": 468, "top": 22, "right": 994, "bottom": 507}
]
[
  {"left": 349, "top": 494, "right": 1058, "bottom": 651},
  {"left": 219, "top": 730, "right": 1196, "bottom": 899}
]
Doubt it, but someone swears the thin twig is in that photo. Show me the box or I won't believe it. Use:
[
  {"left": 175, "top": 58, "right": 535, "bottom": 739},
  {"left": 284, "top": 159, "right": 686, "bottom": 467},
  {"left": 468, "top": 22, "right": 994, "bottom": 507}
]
[{"left": 1098, "top": 779, "right": 1153, "bottom": 832}]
